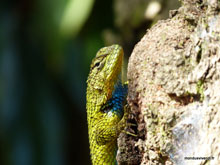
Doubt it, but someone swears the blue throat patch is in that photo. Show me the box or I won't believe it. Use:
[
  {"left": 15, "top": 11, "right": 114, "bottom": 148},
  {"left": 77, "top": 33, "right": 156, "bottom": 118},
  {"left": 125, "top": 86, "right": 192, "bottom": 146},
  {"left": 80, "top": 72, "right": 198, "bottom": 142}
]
[{"left": 101, "top": 82, "right": 128, "bottom": 118}]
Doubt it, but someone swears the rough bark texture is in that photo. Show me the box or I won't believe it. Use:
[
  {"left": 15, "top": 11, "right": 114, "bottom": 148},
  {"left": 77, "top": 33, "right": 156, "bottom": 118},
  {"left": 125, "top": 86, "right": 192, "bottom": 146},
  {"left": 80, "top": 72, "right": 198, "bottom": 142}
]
[{"left": 117, "top": 0, "right": 220, "bottom": 164}]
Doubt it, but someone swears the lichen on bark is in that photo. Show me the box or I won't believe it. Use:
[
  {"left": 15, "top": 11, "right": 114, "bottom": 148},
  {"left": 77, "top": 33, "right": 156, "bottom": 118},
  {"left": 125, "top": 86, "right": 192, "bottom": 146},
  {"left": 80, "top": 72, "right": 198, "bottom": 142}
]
[{"left": 117, "top": 0, "right": 220, "bottom": 164}]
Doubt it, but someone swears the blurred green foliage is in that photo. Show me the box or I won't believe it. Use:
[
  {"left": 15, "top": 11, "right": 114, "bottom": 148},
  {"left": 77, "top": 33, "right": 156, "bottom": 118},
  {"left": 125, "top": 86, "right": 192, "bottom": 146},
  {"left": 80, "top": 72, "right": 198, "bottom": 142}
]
[
  {"left": 60, "top": 0, "right": 95, "bottom": 37},
  {"left": 0, "top": 0, "right": 180, "bottom": 164}
]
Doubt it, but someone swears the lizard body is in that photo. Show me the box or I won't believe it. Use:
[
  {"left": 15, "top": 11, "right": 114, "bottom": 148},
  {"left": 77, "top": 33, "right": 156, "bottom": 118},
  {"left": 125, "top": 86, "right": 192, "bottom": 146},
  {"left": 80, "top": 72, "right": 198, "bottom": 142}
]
[{"left": 86, "top": 45, "right": 128, "bottom": 165}]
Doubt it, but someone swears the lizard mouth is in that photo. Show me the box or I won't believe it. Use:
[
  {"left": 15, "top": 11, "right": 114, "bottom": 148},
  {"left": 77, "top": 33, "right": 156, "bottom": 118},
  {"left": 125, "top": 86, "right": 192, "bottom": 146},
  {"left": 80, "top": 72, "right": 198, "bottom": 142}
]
[
  {"left": 103, "top": 45, "right": 124, "bottom": 100},
  {"left": 105, "top": 45, "right": 123, "bottom": 81}
]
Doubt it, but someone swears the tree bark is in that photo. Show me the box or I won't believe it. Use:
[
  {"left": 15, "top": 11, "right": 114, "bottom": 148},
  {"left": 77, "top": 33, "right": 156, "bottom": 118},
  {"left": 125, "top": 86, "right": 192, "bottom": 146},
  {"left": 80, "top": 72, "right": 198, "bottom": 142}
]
[{"left": 117, "top": 0, "right": 220, "bottom": 164}]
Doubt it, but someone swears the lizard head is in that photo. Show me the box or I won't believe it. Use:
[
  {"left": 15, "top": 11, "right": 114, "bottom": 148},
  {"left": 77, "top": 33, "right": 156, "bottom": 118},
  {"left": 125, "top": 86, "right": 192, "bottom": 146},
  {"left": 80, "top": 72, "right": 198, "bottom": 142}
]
[{"left": 87, "top": 44, "right": 124, "bottom": 102}]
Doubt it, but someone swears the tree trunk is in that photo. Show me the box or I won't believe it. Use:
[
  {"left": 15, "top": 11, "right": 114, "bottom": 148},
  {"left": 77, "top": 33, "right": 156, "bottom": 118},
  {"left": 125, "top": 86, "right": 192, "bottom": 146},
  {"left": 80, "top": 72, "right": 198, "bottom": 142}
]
[{"left": 117, "top": 0, "right": 220, "bottom": 164}]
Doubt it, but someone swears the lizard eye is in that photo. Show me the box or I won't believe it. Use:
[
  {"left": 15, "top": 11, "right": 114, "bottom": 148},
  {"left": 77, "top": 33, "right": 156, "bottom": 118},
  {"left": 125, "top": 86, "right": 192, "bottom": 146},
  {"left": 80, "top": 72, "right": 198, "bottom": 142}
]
[
  {"left": 94, "top": 62, "right": 100, "bottom": 67},
  {"left": 91, "top": 54, "right": 107, "bottom": 70},
  {"left": 92, "top": 60, "right": 105, "bottom": 70}
]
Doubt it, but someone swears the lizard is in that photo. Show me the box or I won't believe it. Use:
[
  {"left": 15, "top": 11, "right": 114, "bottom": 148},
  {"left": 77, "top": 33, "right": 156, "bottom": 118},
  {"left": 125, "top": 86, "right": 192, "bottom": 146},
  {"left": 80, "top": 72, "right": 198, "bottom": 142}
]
[{"left": 86, "top": 44, "right": 129, "bottom": 165}]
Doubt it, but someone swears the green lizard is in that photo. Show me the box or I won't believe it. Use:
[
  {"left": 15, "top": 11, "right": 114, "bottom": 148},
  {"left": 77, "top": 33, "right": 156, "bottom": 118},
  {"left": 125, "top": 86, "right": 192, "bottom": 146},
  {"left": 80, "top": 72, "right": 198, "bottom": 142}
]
[{"left": 86, "top": 45, "right": 128, "bottom": 164}]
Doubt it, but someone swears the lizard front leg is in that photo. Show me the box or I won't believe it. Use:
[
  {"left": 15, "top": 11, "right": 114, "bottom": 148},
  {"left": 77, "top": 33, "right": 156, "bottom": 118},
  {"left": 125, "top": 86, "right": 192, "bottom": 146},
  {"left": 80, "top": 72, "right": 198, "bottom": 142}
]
[{"left": 94, "top": 105, "right": 129, "bottom": 146}]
